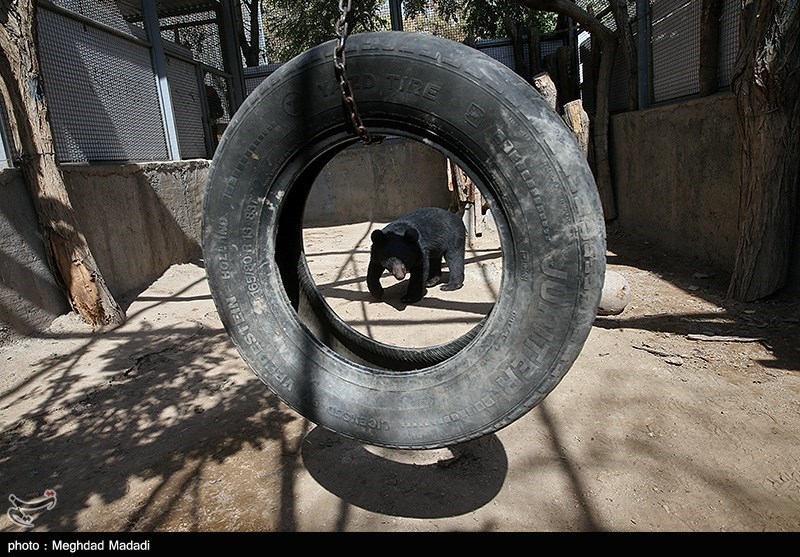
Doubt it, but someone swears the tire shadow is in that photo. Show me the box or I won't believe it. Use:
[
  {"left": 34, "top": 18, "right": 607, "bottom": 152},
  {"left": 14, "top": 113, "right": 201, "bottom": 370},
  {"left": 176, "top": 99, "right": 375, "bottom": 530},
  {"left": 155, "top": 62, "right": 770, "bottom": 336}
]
[{"left": 301, "top": 427, "right": 507, "bottom": 518}]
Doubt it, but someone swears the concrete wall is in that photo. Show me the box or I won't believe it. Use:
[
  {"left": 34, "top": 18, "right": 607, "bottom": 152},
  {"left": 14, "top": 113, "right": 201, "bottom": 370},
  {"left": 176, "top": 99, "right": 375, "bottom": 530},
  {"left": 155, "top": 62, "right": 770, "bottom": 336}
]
[
  {"left": 610, "top": 93, "right": 741, "bottom": 273},
  {"left": 4, "top": 103, "right": 797, "bottom": 337},
  {"left": 0, "top": 138, "right": 451, "bottom": 335},
  {"left": 610, "top": 93, "right": 800, "bottom": 298},
  {"left": 0, "top": 161, "right": 208, "bottom": 339},
  {"left": 61, "top": 160, "right": 209, "bottom": 301},
  {"left": 0, "top": 169, "right": 70, "bottom": 336},
  {"left": 304, "top": 138, "right": 451, "bottom": 227}
]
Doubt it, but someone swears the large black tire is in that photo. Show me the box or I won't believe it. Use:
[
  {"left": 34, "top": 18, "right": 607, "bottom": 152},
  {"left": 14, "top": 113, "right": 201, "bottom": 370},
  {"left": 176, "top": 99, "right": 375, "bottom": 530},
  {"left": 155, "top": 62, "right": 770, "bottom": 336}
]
[{"left": 202, "top": 31, "right": 606, "bottom": 449}]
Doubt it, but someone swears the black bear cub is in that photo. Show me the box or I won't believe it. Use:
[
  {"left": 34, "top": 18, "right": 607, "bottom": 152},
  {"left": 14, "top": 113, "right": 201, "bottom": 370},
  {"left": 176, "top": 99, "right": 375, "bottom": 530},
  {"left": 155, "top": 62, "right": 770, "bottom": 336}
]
[{"left": 367, "top": 207, "right": 466, "bottom": 304}]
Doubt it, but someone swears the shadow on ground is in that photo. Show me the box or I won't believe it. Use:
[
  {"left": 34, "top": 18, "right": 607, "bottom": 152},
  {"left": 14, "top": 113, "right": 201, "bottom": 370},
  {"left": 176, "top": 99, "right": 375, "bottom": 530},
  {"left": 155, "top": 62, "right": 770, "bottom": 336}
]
[{"left": 1, "top": 222, "right": 798, "bottom": 531}]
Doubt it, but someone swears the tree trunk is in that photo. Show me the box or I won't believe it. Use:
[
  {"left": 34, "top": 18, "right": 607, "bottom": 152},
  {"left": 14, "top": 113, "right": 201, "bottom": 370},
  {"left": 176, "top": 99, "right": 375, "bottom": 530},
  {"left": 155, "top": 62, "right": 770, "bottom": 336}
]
[
  {"left": 532, "top": 71, "right": 558, "bottom": 111},
  {"left": 0, "top": 0, "right": 126, "bottom": 330},
  {"left": 590, "top": 30, "right": 618, "bottom": 221},
  {"left": 727, "top": 0, "right": 800, "bottom": 301},
  {"left": 503, "top": 17, "right": 528, "bottom": 79},
  {"left": 609, "top": 0, "right": 638, "bottom": 111},
  {"left": 563, "top": 100, "right": 591, "bottom": 158},
  {"left": 527, "top": 24, "right": 541, "bottom": 78},
  {"left": 237, "top": 0, "right": 262, "bottom": 67},
  {"left": 516, "top": 0, "right": 617, "bottom": 220},
  {"left": 699, "top": 0, "right": 723, "bottom": 96}
]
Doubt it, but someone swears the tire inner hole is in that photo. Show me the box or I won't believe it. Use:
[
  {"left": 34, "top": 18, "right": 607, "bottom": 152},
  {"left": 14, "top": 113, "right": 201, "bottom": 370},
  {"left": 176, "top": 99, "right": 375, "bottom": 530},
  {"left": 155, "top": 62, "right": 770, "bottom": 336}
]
[{"left": 300, "top": 138, "right": 503, "bottom": 349}]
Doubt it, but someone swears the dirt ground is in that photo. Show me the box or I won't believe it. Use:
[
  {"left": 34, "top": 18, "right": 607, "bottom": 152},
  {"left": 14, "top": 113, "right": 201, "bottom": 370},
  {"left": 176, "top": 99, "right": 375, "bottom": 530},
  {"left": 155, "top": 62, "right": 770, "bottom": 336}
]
[{"left": 1, "top": 220, "right": 799, "bottom": 532}]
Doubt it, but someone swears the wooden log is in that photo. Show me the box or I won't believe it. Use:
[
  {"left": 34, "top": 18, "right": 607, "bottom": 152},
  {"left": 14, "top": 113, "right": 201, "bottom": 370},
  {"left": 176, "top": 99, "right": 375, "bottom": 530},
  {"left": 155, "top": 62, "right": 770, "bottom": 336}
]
[
  {"left": 503, "top": 17, "right": 527, "bottom": 78},
  {"left": 563, "top": 100, "right": 591, "bottom": 158},
  {"left": 527, "top": 25, "right": 541, "bottom": 78},
  {"left": 532, "top": 72, "right": 558, "bottom": 112},
  {"left": 516, "top": 0, "right": 618, "bottom": 221}
]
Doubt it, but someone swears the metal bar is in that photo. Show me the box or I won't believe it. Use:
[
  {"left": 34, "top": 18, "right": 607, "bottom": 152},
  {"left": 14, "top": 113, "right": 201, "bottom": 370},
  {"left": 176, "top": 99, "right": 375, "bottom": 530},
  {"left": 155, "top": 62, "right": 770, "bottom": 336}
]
[
  {"left": 636, "top": 0, "right": 652, "bottom": 109},
  {"left": 218, "top": 0, "right": 246, "bottom": 112},
  {"left": 389, "top": 0, "right": 403, "bottom": 31},
  {"left": 164, "top": 47, "right": 232, "bottom": 81},
  {"left": 200, "top": 64, "right": 232, "bottom": 80},
  {"left": 39, "top": 0, "right": 152, "bottom": 48},
  {"left": 160, "top": 18, "right": 218, "bottom": 31},
  {"left": 196, "top": 65, "right": 215, "bottom": 158},
  {"left": 142, "top": 0, "right": 181, "bottom": 160},
  {"left": 0, "top": 116, "right": 10, "bottom": 168}
]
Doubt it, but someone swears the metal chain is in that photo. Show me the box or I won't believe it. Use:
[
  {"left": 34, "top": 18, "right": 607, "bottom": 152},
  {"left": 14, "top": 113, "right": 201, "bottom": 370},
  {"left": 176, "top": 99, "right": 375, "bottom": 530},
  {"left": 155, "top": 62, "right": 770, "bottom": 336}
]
[{"left": 333, "top": 0, "right": 379, "bottom": 145}]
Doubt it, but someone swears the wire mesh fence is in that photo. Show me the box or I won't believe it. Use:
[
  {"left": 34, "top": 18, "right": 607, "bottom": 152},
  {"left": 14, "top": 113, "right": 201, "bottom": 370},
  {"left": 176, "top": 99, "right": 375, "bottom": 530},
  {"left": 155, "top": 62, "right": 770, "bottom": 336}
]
[
  {"left": 47, "top": 0, "right": 142, "bottom": 37},
  {"left": 159, "top": 10, "right": 223, "bottom": 71},
  {"left": 399, "top": 1, "right": 467, "bottom": 43},
  {"left": 2, "top": 0, "right": 742, "bottom": 165},
  {"left": 158, "top": 7, "right": 235, "bottom": 131},
  {"left": 165, "top": 53, "right": 208, "bottom": 160},
  {"left": 717, "top": 0, "right": 741, "bottom": 89},
  {"left": 651, "top": 0, "right": 701, "bottom": 103},
  {"left": 256, "top": 0, "right": 739, "bottom": 112},
  {"left": 30, "top": 0, "right": 233, "bottom": 163},
  {"left": 574, "top": 0, "right": 740, "bottom": 111},
  {"left": 651, "top": 0, "right": 740, "bottom": 103},
  {"left": 37, "top": 4, "right": 169, "bottom": 162}
]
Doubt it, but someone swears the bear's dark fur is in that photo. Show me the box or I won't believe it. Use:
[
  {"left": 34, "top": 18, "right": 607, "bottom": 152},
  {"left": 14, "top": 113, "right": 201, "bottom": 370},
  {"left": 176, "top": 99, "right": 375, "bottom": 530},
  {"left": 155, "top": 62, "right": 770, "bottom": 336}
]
[{"left": 367, "top": 207, "right": 466, "bottom": 304}]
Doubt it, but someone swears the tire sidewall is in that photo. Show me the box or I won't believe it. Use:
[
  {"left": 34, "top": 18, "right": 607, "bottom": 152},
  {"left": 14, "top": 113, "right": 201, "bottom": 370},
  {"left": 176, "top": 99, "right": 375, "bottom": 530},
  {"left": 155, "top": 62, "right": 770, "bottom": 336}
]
[{"left": 203, "top": 32, "right": 605, "bottom": 448}]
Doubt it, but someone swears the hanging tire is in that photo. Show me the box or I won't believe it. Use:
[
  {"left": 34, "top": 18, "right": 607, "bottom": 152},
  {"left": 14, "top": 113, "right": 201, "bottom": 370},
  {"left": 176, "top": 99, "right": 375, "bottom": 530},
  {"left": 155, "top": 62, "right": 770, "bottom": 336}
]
[{"left": 202, "top": 31, "right": 606, "bottom": 449}]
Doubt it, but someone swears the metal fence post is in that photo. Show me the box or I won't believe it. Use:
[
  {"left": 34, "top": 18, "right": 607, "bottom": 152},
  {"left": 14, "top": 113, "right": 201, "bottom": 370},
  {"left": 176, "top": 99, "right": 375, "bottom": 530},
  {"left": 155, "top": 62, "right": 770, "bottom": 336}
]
[
  {"left": 142, "top": 0, "right": 181, "bottom": 160},
  {"left": 636, "top": 0, "right": 652, "bottom": 109},
  {"left": 0, "top": 111, "right": 10, "bottom": 168},
  {"left": 219, "top": 0, "right": 246, "bottom": 112},
  {"left": 389, "top": 0, "right": 404, "bottom": 31}
]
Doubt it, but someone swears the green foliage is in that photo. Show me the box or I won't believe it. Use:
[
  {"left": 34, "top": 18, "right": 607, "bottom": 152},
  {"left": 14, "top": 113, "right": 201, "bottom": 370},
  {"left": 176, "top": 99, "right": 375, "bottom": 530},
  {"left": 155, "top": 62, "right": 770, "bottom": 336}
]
[
  {"left": 401, "top": 0, "right": 469, "bottom": 40},
  {"left": 460, "top": 0, "right": 556, "bottom": 39},
  {"left": 263, "top": 0, "right": 389, "bottom": 62},
  {"left": 401, "top": 1, "right": 556, "bottom": 40},
  {"left": 262, "top": 0, "right": 559, "bottom": 62}
]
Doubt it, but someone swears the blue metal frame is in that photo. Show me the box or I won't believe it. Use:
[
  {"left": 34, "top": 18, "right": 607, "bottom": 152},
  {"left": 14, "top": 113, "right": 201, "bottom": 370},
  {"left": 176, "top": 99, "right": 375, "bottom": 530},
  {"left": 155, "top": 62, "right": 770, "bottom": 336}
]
[{"left": 142, "top": 0, "right": 181, "bottom": 160}]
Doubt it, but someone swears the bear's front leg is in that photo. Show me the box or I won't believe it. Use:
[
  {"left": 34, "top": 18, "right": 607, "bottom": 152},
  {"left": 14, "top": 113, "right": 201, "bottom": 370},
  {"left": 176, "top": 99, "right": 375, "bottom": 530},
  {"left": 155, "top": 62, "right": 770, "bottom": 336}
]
[
  {"left": 402, "top": 259, "right": 427, "bottom": 304},
  {"left": 367, "top": 260, "right": 385, "bottom": 299}
]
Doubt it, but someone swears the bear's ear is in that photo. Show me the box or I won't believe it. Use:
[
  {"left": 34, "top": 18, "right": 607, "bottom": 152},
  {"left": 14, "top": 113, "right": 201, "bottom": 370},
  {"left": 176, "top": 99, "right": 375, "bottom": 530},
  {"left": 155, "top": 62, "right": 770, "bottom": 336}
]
[
  {"left": 404, "top": 227, "right": 420, "bottom": 243},
  {"left": 371, "top": 230, "right": 385, "bottom": 244}
]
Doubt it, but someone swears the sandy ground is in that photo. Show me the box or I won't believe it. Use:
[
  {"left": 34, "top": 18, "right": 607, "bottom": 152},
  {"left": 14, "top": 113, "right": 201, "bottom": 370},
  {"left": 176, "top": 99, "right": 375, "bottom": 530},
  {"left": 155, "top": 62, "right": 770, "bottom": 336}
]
[{"left": 1, "top": 221, "right": 799, "bottom": 532}]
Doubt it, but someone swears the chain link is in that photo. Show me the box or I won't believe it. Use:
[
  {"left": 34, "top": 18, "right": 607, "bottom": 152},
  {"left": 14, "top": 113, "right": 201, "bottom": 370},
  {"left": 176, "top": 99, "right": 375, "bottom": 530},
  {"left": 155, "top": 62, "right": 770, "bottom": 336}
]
[{"left": 334, "top": 0, "right": 380, "bottom": 145}]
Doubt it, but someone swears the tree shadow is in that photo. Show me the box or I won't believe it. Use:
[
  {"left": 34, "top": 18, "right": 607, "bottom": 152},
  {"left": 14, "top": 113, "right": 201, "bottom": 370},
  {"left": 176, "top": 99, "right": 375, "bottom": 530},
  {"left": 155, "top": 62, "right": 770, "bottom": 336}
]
[
  {"left": 9, "top": 232, "right": 795, "bottom": 531},
  {"left": 0, "top": 259, "right": 603, "bottom": 531},
  {"left": 0, "top": 269, "right": 303, "bottom": 532},
  {"left": 600, "top": 226, "right": 800, "bottom": 372}
]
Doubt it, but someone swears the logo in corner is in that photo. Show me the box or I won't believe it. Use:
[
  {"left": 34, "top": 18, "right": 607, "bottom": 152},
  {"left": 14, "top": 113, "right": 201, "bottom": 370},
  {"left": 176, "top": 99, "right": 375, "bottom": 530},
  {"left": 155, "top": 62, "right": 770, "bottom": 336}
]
[{"left": 7, "top": 489, "right": 57, "bottom": 528}]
